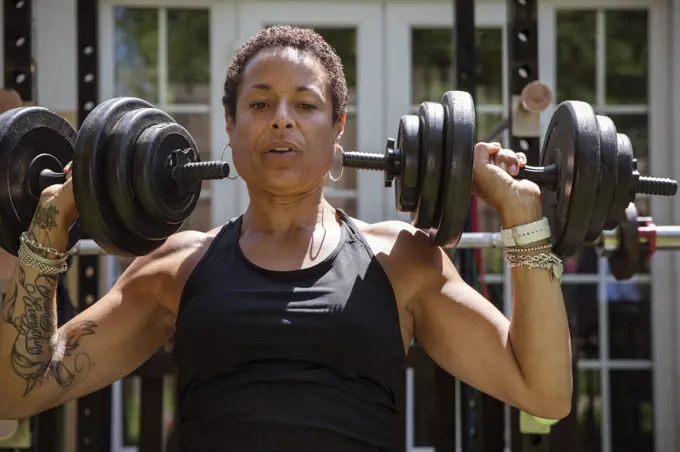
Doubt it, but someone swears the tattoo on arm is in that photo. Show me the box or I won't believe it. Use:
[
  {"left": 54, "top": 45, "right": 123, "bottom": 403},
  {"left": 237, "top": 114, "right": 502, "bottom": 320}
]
[
  {"left": 2, "top": 268, "right": 98, "bottom": 397},
  {"left": 32, "top": 204, "right": 60, "bottom": 232}
]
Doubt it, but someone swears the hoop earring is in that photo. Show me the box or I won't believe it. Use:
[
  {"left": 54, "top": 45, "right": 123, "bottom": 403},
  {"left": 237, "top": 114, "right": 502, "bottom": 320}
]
[
  {"left": 220, "top": 142, "right": 240, "bottom": 180},
  {"left": 328, "top": 144, "right": 344, "bottom": 182}
]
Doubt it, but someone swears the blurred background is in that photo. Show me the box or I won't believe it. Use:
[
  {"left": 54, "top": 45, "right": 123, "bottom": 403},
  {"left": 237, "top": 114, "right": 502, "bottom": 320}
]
[{"left": 1, "top": 0, "right": 679, "bottom": 451}]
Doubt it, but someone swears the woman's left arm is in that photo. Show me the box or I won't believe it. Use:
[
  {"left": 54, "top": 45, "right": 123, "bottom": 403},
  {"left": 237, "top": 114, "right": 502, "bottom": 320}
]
[{"left": 408, "top": 223, "right": 572, "bottom": 420}]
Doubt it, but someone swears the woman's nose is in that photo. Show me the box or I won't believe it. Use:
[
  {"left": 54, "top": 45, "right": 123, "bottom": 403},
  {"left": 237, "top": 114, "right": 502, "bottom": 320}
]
[{"left": 270, "top": 104, "right": 295, "bottom": 130}]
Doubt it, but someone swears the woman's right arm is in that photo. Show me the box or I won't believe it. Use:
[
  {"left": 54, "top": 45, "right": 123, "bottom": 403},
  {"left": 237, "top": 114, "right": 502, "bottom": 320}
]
[{"left": 0, "top": 203, "right": 178, "bottom": 420}]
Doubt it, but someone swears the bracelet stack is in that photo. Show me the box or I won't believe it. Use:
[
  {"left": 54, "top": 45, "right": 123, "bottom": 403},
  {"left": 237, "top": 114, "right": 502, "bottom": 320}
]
[
  {"left": 500, "top": 218, "right": 564, "bottom": 282},
  {"left": 18, "top": 232, "right": 69, "bottom": 275}
]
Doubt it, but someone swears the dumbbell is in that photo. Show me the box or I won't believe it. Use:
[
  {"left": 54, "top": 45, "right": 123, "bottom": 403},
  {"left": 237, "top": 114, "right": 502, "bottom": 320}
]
[
  {"left": 0, "top": 98, "right": 231, "bottom": 257},
  {"left": 341, "top": 91, "right": 677, "bottom": 257}
]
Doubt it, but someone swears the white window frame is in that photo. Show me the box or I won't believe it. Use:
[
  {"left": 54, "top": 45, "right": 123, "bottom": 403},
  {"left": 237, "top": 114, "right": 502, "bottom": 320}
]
[{"left": 234, "top": 2, "right": 385, "bottom": 224}]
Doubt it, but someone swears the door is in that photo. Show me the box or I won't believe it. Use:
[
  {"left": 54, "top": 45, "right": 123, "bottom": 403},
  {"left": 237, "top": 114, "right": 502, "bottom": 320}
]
[{"left": 236, "top": 2, "right": 386, "bottom": 223}]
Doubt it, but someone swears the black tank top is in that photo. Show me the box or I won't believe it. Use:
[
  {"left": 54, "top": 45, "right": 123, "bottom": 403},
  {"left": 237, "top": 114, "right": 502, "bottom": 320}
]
[{"left": 172, "top": 210, "right": 405, "bottom": 451}]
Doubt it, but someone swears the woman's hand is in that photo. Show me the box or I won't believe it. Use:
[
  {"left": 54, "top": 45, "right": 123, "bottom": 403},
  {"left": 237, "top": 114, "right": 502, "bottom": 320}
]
[{"left": 471, "top": 142, "right": 543, "bottom": 227}]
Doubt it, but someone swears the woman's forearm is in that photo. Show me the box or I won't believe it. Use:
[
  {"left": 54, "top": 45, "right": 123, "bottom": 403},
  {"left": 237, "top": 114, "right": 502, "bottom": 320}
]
[
  {"left": 501, "top": 210, "right": 573, "bottom": 418},
  {"left": 0, "top": 205, "right": 69, "bottom": 413}
]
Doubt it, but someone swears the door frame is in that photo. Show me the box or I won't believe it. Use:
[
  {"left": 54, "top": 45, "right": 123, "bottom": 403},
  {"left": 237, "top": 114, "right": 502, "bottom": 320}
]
[{"left": 233, "top": 2, "right": 386, "bottom": 223}]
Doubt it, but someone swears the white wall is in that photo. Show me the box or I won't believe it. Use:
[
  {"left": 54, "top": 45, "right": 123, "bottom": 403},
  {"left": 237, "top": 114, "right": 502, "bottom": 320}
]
[{"left": 34, "top": 0, "right": 78, "bottom": 118}]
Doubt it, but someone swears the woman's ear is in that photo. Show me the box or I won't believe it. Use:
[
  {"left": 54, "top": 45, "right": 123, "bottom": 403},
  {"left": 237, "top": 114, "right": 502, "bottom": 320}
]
[
  {"left": 225, "top": 113, "right": 234, "bottom": 139},
  {"left": 335, "top": 111, "right": 346, "bottom": 143}
]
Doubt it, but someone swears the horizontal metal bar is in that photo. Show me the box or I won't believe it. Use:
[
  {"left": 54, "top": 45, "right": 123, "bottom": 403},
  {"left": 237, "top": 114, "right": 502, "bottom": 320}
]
[
  {"left": 456, "top": 231, "right": 607, "bottom": 249},
  {"left": 480, "top": 273, "right": 651, "bottom": 284},
  {"left": 68, "top": 240, "right": 106, "bottom": 256},
  {"left": 578, "top": 359, "right": 652, "bottom": 370},
  {"left": 67, "top": 226, "right": 680, "bottom": 259},
  {"left": 459, "top": 227, "right": 680, "bottom": 251}
]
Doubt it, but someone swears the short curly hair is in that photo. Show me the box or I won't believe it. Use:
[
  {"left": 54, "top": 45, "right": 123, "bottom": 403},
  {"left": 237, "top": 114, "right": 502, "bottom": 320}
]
[{"left": 222, "top": 25, "right": 348, "bottom": 123}]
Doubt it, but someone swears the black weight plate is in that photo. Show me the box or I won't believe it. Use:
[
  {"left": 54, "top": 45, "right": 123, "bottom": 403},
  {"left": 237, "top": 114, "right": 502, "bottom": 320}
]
[
  {"left": 608, "top": 203, "right": 640, "bottom": 280},
  {"left": 132, "top": 122, "right": 201, "bottom": 226},
  {"left": 106, "top": 107, "right": 182, "bottom": 242},
  {"left": 603, "top": 134, "right": 635, "bottom": 231},
  {"left": 0, "top": 107, "right": 78, "bottom": 255},
  {"left": 394, "top": 114, "right": 421, "bottom": 212},
  {"left": 410, "top": 102, "right": 445, "bottom": 231},
  {"left": 72, "top": 97, "right": 159, "bottom": 257},
  {"left": 434, "top": 91, "right": 475, "bottom": 248},
  {"left": 584, "top": 115, "right": 618, "bottom": 242},
  {"left": 540, "top": 101, "right": 601, "bottom": 257}
]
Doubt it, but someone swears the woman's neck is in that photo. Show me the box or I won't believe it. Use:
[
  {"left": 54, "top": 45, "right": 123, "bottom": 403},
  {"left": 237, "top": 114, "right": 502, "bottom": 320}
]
[{"left": 242, "top": 188, "right": 338, "bottom": 236}]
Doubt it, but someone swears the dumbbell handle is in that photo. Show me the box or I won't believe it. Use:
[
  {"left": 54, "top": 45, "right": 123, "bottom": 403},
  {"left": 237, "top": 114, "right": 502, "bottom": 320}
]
[
  {"left": 35, "top": 161, "right": 231, "bottom": 195},
  {"left": 343, "top": 151, "right": 678, "bottom": 197},
  {"left": 516, "top": 165, "right": 558, "bottom": 191},
  {"left": 516, "top": 165, "right": 678, "bottom": 196}
]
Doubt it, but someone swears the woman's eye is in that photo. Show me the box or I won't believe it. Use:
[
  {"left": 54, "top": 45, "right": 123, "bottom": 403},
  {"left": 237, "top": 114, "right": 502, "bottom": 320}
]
[
  {"left": 299, "top": 103, "right": 317, "bottom": 111},
  {"left": 250, "top": 102, "right": 268, "bottom": 110}
]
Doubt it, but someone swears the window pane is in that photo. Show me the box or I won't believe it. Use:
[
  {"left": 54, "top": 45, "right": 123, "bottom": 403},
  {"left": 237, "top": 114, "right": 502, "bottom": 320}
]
[
  {"left": 477, "top": 112, "right": 504, "bottom": 144},
  {"left": 167, "top": 9, "right": 211, "bottom": 104},
  {"left": 556, "top": 11, "right": 596, "bottom": 104},
  {"left": 114, "top": 7, "right": 159, "bottom": 102},
  {"left": 605, "top": 11, "right": 648, "bottom": 105},
  {"left": 411, "top": 28, "right": 503, "bottom": 105},
  {"left": 610, "top": 370, "right": 654, "bottom": 452},
  {"left": 608, "top": 283, "right": 651, "bottom": 359},
  {"left": 564, "top": 283, "right": 599, "bottom": 360},
  {"left": 314, "top": 28, "right": 357, "bottom": 94},
  {"left": 412, "top": 28, "right": 452, "bottom": 105},
  {"left": 576, "top": 369, "right": 602, "bottom": 452},
  {"left": 475, "top": 29, "right": 503, "bottom": 105}
]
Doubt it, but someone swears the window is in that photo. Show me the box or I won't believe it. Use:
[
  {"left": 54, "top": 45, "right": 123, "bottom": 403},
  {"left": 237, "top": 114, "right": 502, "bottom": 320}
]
[
  {"left": 557, "top": 9, "right": 652, "bottom": 452},
  {"left": 114, "top": 7, "right": 212, "bottom": 234},
  {"left": 113, "top": 6, "right": 212, "bottom": 446}
]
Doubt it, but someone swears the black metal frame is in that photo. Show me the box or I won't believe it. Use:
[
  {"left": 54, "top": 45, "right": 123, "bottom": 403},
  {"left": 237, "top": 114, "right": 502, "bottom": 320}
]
[
  {"left": 3, "top": 0, "right": 33, "bottom": 102},
  {"left": 506, "top": 0, "right": 541, "bottom": 166},
  {"left": 75, "top": 2, "right": 112, "bottom": 452},
  {"left": 453, "top": 2, "right": 507, "bottom": 452}
]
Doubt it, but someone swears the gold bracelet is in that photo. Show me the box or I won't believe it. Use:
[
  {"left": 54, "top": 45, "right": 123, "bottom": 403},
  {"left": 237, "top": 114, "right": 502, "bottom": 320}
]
[{"left": 505, "top": 243, "right": 553, "bottom": 254}]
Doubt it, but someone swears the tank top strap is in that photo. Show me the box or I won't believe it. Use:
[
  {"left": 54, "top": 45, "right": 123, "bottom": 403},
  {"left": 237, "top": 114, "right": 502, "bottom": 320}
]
[
  {"left": 335, "top": 209, "right": 377, "bottom": 259},
  {"left": 210, "top": 216, "right": 243, "bottom": 252}
]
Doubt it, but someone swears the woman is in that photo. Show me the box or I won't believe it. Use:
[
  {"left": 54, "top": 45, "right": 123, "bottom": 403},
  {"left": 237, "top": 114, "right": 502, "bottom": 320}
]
[{"left": 0, "top": 26, "right": 572, "bottom": 451}]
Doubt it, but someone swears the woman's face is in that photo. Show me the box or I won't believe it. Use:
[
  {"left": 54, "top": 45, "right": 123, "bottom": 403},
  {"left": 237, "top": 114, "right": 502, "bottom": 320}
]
[{"left": 226, "top": 47, "right": 345, "bottom": 197}]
